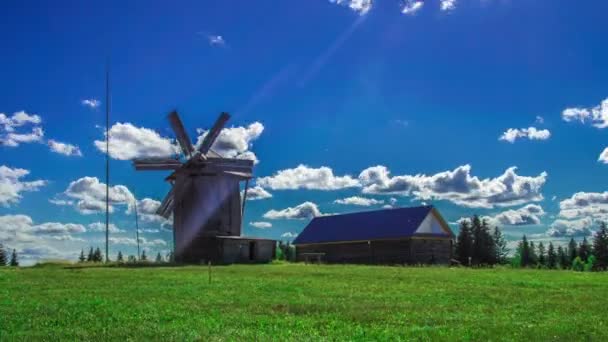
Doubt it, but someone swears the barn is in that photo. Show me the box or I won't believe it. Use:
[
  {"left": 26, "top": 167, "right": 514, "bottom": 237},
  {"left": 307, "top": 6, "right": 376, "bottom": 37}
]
[{"left": 293, "top": 205, "right": 454, "bottom": 264}]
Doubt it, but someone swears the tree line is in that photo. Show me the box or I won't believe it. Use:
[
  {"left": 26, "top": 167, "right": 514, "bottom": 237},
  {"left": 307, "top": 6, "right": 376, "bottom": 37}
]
[
  {"left": 513, "top": 221, "right": 608, "bottom": 271},
  {"left": 455, "top": 216, "right": 608, "bottom": 271},
  {"left": 454, "top": 215, "right": 509, "bottom": 266},
  {"left": 78, "top": 247, "right": 171, "bottom": 264}
]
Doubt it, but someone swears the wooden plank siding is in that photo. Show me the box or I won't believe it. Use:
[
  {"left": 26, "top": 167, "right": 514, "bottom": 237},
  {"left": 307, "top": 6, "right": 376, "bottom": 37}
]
[{"left": 296, "top": 238, "right": 452, "bottom": 265}]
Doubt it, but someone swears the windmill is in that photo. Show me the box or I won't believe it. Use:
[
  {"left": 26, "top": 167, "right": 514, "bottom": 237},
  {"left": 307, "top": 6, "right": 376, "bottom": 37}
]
[{"left": 132, "top": 111, "right": 275, "bottom": 264}]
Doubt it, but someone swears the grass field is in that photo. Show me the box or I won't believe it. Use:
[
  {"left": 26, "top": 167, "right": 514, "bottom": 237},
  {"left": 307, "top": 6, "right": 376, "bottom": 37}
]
[{"left": 1, "top": 263, "right": 607, "bottom": 341}]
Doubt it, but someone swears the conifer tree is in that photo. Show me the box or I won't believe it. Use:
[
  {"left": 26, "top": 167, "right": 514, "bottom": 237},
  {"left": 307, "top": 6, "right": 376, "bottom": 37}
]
[
  {"left": 9, "top": 249, "right": 18, "bottom": 267},
  {"left": 87, "top": 247, "right": 94, "bottom": 262},
  {"left": 455, "top": 220, "right": 473, "bottom": 265},
  {"left": 93, "top": 247, "right": 102, "bottom": 262},
  {"left": 141, "top": 250, "right": 147, "bottom": 261},
  {"left": 529, "top": 241, "right": 538, "bottom": 266},
  {"left": 471, "top": 215, "right": 486, "bottom": 265},
  {"left": 568, "top": 238, "right": 577, "bottom": 265},
  {"left": 493, "top": 226, "right": 508, "bottom": 264},
  {"left": 547, "top": 242, "right": 557, "bottom": 269},
  {"left": 557, "top": 245, "right": 568, "bottom": 269},
  {"left": 79, "top": 249, "right": 86, "bottom": 263},
  {"left": 156, "top": 252, "right": 162, "bottom": 263},
  {"left": 537, "top": 242, "right": 546, "bottom": 267},
  {"left": 117, "top": 251, "right": 124, "bottom": 263},
  {"left": 520, "top": 235, "right": 531, "bottom": 267},
  {"left": 592, "top": 222, "right": 608, "bottom": 270},
  {"left": 0, "top": 243, "right": 7, "bottom": 266},
  {"left": 578, "top": 237, "right": 591, "bottom": 263}
]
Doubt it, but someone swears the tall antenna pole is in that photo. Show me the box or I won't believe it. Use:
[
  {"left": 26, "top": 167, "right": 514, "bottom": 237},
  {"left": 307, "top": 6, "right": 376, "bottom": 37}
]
[
  {"left": 105, "top": 60, "right": 111, "bottom": 263},
  {"left": 134, "top": 199, "right": 141, "bottom": 260}
]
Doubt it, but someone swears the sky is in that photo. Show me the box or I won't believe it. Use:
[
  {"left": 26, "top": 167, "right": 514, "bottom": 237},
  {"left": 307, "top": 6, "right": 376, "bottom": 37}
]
[{"left": 1, "top": 0, "right": 608, "bottom": 264}]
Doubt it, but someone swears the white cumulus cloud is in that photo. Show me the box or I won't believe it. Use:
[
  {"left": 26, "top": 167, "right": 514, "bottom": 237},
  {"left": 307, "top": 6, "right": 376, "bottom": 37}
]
[
  {"left": 250, "top": 221, "right": 272, "bottom": 229},
  {"left": 0, "top": 111, "right": 44, "bottom": 147},
  {"left": 599, "top": 147, "right": 608, "bottom": 164},
  {"left": 82, "top": 99, "right": 101, "bottom": 109},
  {"left": 0, "top": 165, "right": 47, "bottom": 206},
  {"left": 109, "top": 236, "right": 167, "bottom": 247},
  {"left": 48, "top": 139, "right": 82, "bottom": 157},
  {"left": 401, "top": 0, "right": 424, "bottom": 15},
  {"left": 245, "top": 186, "right": 272, "bottom": 200},
  {"left": 330, "top": 0, "right": 373, "bottom": 15},
  {"left": 547, "top": 218, "right": 594, "bottom": 237},
  {"left": 334, "top": 196, "right": 384, "bottom": 206},
  {"left": 562, "top": 98, "right": 608, "bottom": 129},
  {"left": 61, "top": 176, "right": 134, "bottom": 214},
  {"left": 281, "top": 232, "right": 297, "bottom": 239},
  {"left": 257, "top": 165, "right": 359, "bottom": 190},
  {"left": 440, "top": 0, "right": 456, "bottom": 11},
  {"left": 94, "top": 122, "right": 178, "bottom": 160},
  {"left": 499, "top": 127, "right": 551, "bottom": 143},
  {"left": 359, "top": 164, "right": 547, "bottom": 209},
  {"left": 479, "top": 204, "right": 546, "bottom": 227},
  {"left": 263, "top": 201, "right": 323, "bottom": 220},
  {"left": 88, "top": 222, "right": 125, "bottom": 233},
  {"left": 195, "top": 122, "right": 263, "bottom": 163}
]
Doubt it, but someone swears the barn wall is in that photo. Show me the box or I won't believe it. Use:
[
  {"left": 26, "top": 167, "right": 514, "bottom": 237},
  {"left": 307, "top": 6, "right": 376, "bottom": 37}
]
[
  {"left": 410, "top": 238, "right": 452, "bottom": 264},
  {"left": 296, "top": 238, "right": 452, "bottom": 265},
  {"left": 221, "top": 239, "right": 275, "bottom": 264}
]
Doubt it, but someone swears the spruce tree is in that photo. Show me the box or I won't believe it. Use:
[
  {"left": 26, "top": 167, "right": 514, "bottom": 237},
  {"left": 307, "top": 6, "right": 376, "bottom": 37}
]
[
  {"left": 455, "top": 220, "right": 473, "bottom": 265},
  {"left": 117, "top": 251, "right": 124, "bottom": 263},
  {"left": 141, "top": 250, "right": 147, "bottom": 261},
  {"left": 480, "top": 219, "right": 495, "bottom": 265},
  {"left": 537, "top": 242, "right": 546, "bottom": 267},
  {"left": 78, "top": 249, "right": 86, "bottom": 263},
  {"left": 0, "top": 243, "right": 7, "bottom": 266},
  {"left": 93, "top": 247, "right": 102, "bottom": 262},
  {"left": 9, "top": 250, "right": 18, "bottom": 267},
  {"left": 529, "top": 241, "right": 538, "bottom": 266},
  {"left": 547, "top": 242, "right": 557, "bottom": 269},
  {"left": 568, "top": 238, "right": 577, "bottom": 265},
  {"left": 87, "top": 247, "right": 94, "bottom": 262},
  {"left": 578, "top": 237, "right": 591, "bottom": 263},
  {"left": 592, "top": 222, "right": 608, "bottom": 270},
  {"left": 520, "top": 235, "right": 531, "bottom": 267},
  {"left": 557, "top": 245, "right": 568, "bottom": 269},
  {"left": 493, "top": 226, "right": 508, "bottom": 264},
  {"left": 156, "top": 252, "right": 162, "bottom": 263},
  {"left": 471, "top": 215, "right": 486, "bottom": 265}
]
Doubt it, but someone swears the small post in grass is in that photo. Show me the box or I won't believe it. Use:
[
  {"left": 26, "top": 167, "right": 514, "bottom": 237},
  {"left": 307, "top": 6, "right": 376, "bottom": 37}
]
[{"left": 208, "top": 260, "right": 211, "bottom": 284}]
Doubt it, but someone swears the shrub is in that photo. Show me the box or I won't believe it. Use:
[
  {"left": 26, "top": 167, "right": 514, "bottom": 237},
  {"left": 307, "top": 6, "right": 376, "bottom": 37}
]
[
  {"left": 585, "top": 255, "right": 596, "bottom": 272},
  {"left": 572, "top": 256, "right": 585, "bottom": 272}
]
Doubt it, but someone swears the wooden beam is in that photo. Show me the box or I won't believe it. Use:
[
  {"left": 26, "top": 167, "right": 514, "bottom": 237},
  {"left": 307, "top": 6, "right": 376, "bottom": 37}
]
[
  {"left": 168, "top": 110, "right": 194, "bottom": 158},
  {"left": 198, "top": 112, "right": 230, "bottom": 156}
]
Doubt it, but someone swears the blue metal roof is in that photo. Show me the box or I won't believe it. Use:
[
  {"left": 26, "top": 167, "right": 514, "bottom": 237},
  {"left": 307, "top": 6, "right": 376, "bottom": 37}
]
[{"left": 293, "top": 205, "right": 447, "bottom": 245}]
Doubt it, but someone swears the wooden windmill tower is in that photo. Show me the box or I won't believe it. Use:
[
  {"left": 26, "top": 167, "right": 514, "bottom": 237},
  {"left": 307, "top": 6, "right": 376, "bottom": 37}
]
[{"left": 132, "top": 111, "right": 275, "bottom": 264}]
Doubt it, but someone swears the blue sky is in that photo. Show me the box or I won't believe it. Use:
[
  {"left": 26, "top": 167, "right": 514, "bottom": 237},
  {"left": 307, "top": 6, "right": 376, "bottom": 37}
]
[{"left": 1, "top": 0, "right": 607, "bottom": 264}]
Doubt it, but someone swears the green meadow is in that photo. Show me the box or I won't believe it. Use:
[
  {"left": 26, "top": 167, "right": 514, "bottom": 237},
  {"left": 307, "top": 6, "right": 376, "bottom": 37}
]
[{"left": 1, "top": 263, "right": 607, "bottom": 341}]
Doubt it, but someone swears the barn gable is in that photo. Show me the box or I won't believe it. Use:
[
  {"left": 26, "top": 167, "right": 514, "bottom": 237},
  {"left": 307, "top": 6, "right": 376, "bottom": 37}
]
[
  {"left": 293, "top": 205, "right": 453, "bottom": 245},
  {"left": 414, "top": 209, "right": 453, "bottom": 237}
]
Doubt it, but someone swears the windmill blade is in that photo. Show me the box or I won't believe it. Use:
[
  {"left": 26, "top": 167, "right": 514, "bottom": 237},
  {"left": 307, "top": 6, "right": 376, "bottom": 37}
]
[
  {"left": 168, "top": 110, "right": 194, "bottom": 158},
  {"left": 156, "top": 188, "right": 175, "bottom": 218},
  {"left": 222, "top": 170, "right": 253, "bottom": 179},
  {"left": 133, "top": 158, "right": 183, "bottom": 171},
  {"left": 197, "top": 112, "right": 230, "bottom": 156}
]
